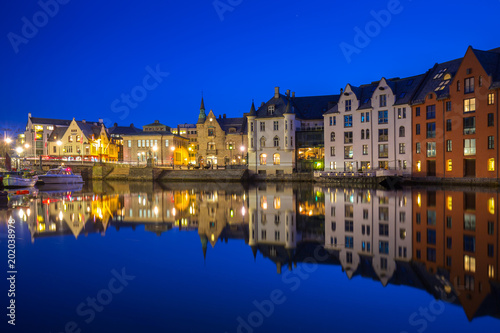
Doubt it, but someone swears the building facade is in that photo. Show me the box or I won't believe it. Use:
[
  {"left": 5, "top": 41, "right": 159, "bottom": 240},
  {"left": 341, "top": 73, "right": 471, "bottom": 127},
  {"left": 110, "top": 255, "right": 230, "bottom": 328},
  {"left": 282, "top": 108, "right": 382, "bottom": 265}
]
[{"left": 196, "top": 98, "right": 248, "bottom": 166}]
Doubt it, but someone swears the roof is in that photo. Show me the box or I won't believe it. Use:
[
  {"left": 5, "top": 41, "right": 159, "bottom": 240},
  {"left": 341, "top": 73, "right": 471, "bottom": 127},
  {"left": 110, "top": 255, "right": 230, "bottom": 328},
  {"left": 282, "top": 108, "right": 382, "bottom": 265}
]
[
  {"left": 47, "top": 127, "right": 68, "bottom": 141},
  {"left": 30, "top": 117, "right": 72, "bottom": 126},
  {"left": 120, "top": 130, "right": 186, "bottom": 139},
  {"left": 108, "top": 125, "right": 142, "bottom": 135},
  {"left": 144, "top": 121, "right": 169, "bottom": 128},
  {"left": 393, "top": 74, "right": 427, "bottom": 105},
  {"left": 76, "top": 121, "right": 106, "bottom": 140},
  {"left": 255, "top": 93, "right": 340, "bottom": 120},
  {"left": 472, "top": 47, "right": 500, "bottom": 89},
  {"left": 412, "top": 58, "right": 463, "bottom": 104},
  {"left": 356, "top": 83, "right": 379, "bottom": 110},
  {"left": 216, "top": 117, "right": 247, "bottom": 134}
]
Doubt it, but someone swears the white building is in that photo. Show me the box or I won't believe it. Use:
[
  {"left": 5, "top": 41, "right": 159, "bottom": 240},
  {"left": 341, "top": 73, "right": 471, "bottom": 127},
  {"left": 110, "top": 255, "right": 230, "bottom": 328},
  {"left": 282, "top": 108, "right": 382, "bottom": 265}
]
[
  {"left": 248, "top": 87, "right": 338, "bottom": 175},
  {"left": 324, "top": 76, "right": 424, "bottom": 175}
]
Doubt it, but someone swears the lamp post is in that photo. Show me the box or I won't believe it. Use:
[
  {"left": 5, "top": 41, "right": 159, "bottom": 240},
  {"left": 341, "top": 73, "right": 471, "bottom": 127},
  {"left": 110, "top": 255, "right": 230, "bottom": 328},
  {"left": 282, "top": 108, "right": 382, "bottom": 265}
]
[
  {"left": 57, "top": 140, "right": 62, "bottom": 159},
  {"left": 240, "top": 146, "right": 245, "bottom": 165},
  {"left": 152, "top": 145, "right": 158, "bottom": 167}
]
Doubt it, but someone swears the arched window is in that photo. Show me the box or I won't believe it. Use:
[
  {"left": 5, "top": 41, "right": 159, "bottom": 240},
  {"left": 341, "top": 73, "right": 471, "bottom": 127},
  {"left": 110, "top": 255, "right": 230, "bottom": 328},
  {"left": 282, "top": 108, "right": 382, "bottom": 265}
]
[
  {"left": 273, "top": 153, "right": 280, "bottom": 165},
  {"left": 399, "top": 126, "right": 405, "bottom": 137},
  {"left": 330, "top": 132, "right": 335, "bottom": 142},
  {"left": 366, "top": 129, "right": 370, "bottom": 139},
  {"left": 361, "top": 129, "right": 365, "bottom": 140},
  {"left": 260, "top": 137, "right": 266, "bottom": 148},
  {"left": 260, "top": 154, "right": 267, "bottom": 165},
  {"left": 274, "top": 136, "right": 280, "bottom": 147}
]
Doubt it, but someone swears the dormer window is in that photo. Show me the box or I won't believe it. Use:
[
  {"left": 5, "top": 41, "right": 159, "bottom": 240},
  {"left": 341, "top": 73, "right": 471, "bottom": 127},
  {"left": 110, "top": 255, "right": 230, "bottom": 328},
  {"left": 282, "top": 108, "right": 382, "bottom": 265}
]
[
  {"left": 345, "top": 100, "right": 352, "bottom": 111},
  {"left": 268, "top": 105, "right": 275, "bottom": 115}
]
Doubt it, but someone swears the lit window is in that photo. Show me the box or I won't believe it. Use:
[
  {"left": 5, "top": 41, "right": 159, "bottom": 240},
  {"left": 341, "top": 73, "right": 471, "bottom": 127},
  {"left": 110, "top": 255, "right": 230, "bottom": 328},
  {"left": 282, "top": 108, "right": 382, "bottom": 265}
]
[
  {"left": 260, "top": 154, "right": 267, "bottom": 165},
  {"left": 417, "top": 193, "right": 421, "bottom": 207},
  {"left": 447, "top": 196, "right": 452, "bottom": 210},
  {"left": 464, "top": 255, "right": 476, "bottom": 273},
  {"left": 464, "top": 98, "right": 476, "bottom": 113},
  {"left": 488, "top": 93, "right": 495, "bottom": 105},
  {"left": 489, "top": 265, "right": 495, "bottom": 279},
  {"left": 417, "top": 161, "right": 421, "bottom": 172},
  {"left": 447, "top": 159, "right": 452, "bottom": 171},
  {"left": 273, "top": 153, "right": 280, "bottom": 165},
  {"left": 274, "top": 197, "right": 281, "bottom": 209}
]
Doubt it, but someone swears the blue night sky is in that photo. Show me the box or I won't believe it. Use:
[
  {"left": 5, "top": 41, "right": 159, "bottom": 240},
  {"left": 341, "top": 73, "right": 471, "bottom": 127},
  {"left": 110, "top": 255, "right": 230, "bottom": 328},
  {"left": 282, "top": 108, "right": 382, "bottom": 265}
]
[{"left": 1, "top": 0, "right": 499, "bottom": 132}]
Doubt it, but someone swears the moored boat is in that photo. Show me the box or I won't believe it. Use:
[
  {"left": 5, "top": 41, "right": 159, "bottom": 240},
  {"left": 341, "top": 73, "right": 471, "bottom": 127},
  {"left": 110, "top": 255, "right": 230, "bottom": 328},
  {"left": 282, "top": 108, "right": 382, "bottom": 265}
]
[
  {"left": 2, "top": 171, "right": 38, "bottom": 188},
  {"left": 38, "top": 166, "right": 84, "bottom": 185}
]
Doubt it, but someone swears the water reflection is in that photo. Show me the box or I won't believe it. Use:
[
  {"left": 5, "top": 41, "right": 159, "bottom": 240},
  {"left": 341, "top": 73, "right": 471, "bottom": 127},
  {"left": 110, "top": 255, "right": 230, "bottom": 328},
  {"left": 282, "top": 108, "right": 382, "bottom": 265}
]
[{"left": 2, "top": 182, "right": 499, "bottom": 322}]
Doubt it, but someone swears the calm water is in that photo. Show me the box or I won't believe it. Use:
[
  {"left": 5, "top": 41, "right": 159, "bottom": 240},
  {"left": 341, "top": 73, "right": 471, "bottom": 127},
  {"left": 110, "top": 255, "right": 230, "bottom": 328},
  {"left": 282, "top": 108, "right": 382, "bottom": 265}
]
[{"left": 1, "top": 181, "right": 500, "bottom": 333}]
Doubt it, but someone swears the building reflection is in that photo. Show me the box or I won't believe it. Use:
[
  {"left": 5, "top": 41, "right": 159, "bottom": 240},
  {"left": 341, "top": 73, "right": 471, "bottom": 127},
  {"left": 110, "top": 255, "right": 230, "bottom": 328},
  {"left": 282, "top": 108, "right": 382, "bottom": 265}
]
[{"left": 3, "top": 183, "right": 499, "bottom": 321}]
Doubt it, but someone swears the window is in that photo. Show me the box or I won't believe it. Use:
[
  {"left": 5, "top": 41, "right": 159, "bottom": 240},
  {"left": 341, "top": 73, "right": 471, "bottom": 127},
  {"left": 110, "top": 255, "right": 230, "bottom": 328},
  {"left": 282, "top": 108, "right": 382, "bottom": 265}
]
[
  {"left": 366, "top": 113, "right": 370, "bottom": 122},
  {"left": 465, "top": 77, "right": 474, "bottom": 93},
  {"left": 488, "top": 221, "right": 495, "bottom": 235},
  {"left": 378, "top": 129, "right": 388, "bottom": 142},
  {"left": 488, "top": 136, "right": 495, "bottom": 149},
  {"left": 446, "top": 119, "right": 452, "bottom": 131},
  {"left": 366, "top": 129, "right": 370, "bottom": 139},
  {"left": 457, "top": 80, "right": 461, "bottom": 91},
  {"left": 330, "top": 132, "right": 335, "bottom": 142},
  {"left": 426, "top": 142, "right": 436, "bottom": 157},
  {"left": 464, "top": 98, "right": 476, "bottom": 113},
  {"left": 446, "top": 101, "right": 452, "bottom": 112},
  {"left": 273, "top": 153, "right": 280, "bottom": 165},
  {"left": 380, "top": 94, "right": 387, "bottom": 107},
  {"left": 127, "top": 140, "right": 131, "bottom": 148},
  {"left": 416, "top": 124, "right": 420, "bottom": 135},
  {"left": 426, "top": 105, "right": 436, "bottom": 119},
  {"left": 464, "top": 139, "right": 476, "bottom": 156},
  {"left": 463, "top": 117, "right": 476, "bottom": 135},
  {"left": 268, "top": 105, "right": 275, "bottom": 115},
  {"left": 426, "top": 122, "right": 436, "bottom": 138},
  {"left": 379, "top": 241, "right": 389, "bottom": 254},
  {"left": 361, "top": 113, "right": 365, "bottom": 122},
  {"left": 399, "top": 126, "right": 405, "bottom": 137},
  {"left": 378, "top": 144, "right": 389, "bottom": 158},
  {"left": 447, "top": 159, "right": 452, "bottom": 171},
  {"left": 479, "top": 76, "right": 483, "bottom": 87},
  {"left": 344, "top": 146, "right": 353, "bottom": 159},
  {"left": 273, "top": 136, "right": 280, "bottom": 147},
  {"left": 399, "top": 143, "right": 405, "bottom": 154},
  {"left": 464, "top": 235, "right": 475, "bottom": 252},
  {"left": 250, "top": 122, "right": 254, "bottom": 132},
  {"left": 378, "top": 110, "right": 388, "bottom": 124},
  {"left": 345, "top": 99, "right": 352, "bottom": 111},
  {"left": 488, "top": 93, "right": 495, "bottom": 105},
  {"left": 344, "top": 132, "right": 353, "bottom": 144},
  {"left": 273, "top": 121, "right": 279, "bottom": 131},
  {"left": 333, "top": 116, "right": 336, "bottom": 125},
  {"left": 489, "top": 158, "right": 495, "bottom": 171},
  {"left": 488, "top": 113, "right": 494, "bottom": 127},
  {"left": 363, "top": 145, "right": 368, "bottom": 155},
  {"left": 260, "top": 154, "right": 267, "bottom": 165},
  {"left": 345, "top": 236, "right": 353, "bottom": 249},
  {"left": 260, "top": 122, "right": 265, "bottom": 131},
  {"left": 379, "top": 224, "right": 389, "bottom": 236},
  {"left": 416, "top": 107, "right": 420, "bottom": 117},
  {"left": 427, "top": 229, "right": 436, "bottom": 245},
  {"left": 416, "top": 142, "right": 421, "bottom": 154},
  {"left": 345, "top": 220, "right": 353, "bottom": 232},
  {"left": 330, "top": 146, "right": 335, "bottom": 156},
  {"left": 344, "top": 115, "right": 353, "bottom": 127},
  {"left": 361, "top": 129, "right": 365, "bottom": 140},
  {"left": 260, "top": 137, "right": 266, "bottom": 148},
  {"left": 446, "top": 140, "right": 452, "bottom": 152},
  {"left": 208, "top": 128, "right": 214, "bottom": 136},
  {"left": 53, "top": 146, "right": 57, "bottom": 153},
  {"left": 165, "top": 139, "right": 169, "bottom": 147},
  {"left": 464, "top": 255, "right": 476, "bottom": 272}
]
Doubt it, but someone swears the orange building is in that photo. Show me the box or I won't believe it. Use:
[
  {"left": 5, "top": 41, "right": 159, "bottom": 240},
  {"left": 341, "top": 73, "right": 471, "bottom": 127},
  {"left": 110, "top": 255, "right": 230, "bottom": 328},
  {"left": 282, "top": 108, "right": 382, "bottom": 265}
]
[
  {"left": 412, "top": 46, "right": 500, "bottom": 178},
  {"left": 412, "top": 189, "right": 499, "bottom": 319}
]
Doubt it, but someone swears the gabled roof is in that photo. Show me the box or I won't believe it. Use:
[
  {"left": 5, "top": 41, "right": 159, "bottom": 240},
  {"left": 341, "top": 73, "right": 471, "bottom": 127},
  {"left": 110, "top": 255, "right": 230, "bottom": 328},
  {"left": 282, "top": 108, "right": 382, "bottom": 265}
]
[
  {"left": 472, "top": 47, "right": 500, "bottom": 89},
  {"left": 76, "top": 121, "right": 106, "bottom": 140},
  {"left": 357, "top": 83, "right": 379, "bottom": 110},
  {"left": 144, "top": 121, "right": 169, "bottom": 128},
  {"left": 47, "top": 127, "right": 67, "bottom": 141},
  {"left": 411, "top": 58, "right": 462, "bottom": 104},
  {"left": 393, "top": 74, "right": 426, "bottom": 105},
  {"left": 255, "top": 94, "right": 290, "bottom": 118}
]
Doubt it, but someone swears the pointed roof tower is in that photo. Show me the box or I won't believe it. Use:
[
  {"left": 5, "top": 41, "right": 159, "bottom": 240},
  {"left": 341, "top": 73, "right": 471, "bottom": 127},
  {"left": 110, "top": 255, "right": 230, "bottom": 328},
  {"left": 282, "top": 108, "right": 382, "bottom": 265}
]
[
  {"left": 248, "top": 100, "right": 256, "bottom": 117},
  {"left": 197, "top": 96, "right": 207, "bottom": 124},
  {"left": 284, "top": 100, "right": 294, "bottom": 114}
]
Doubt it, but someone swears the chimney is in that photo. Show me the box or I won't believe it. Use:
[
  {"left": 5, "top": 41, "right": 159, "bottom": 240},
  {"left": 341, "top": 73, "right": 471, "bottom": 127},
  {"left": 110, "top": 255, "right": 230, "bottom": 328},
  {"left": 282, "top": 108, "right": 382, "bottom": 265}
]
[
  {"left": 99, "top": 118, "right": 103, "bottom": 124},
  {"left": 130, "top": 123, "right": 134, "bottom": 128},
  {"left": 286, "top": 89, "right": 290, "bottom": 97},
  {"left": 292, "top": 92, "right": 295, "bottom": 98},
  {"left": 274, "top": 87, "right": 280, "bottom": 98},
  {"left": 155, "top": 120, "right": 159, "bottom": 124},
  {"left": 82, "top": 119, "right": 86, "bottom": 124},
  {"left": 340, "top": 88, "right": 343, "bottom": 94},
  {"left": 223, "top": 114, "right": 226, "bottom": 119},
  {"left": 114, "top": 123, "right": 118, "bottom": 127},
  {"left": 28, "top": 113, "right": 32, "bottom": 118},
  {"left": 219, "top": 115, "right": 221, "bottom": 119}
]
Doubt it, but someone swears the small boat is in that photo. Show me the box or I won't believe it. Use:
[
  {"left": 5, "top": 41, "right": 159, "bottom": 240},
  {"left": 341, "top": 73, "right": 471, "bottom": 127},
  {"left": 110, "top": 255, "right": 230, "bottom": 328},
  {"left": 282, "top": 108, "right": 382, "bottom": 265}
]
[
  {"left": 2, "top": 171, "right": 38, "bottom": 188},
  {"left": 38, "top": 166, "right": 84, "bottom": 185}
]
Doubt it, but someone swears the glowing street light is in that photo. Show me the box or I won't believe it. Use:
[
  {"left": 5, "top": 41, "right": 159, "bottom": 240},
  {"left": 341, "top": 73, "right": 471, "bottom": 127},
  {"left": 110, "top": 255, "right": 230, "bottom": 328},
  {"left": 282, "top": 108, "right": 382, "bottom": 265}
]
[
  {"left": 15, "top": 147, "right": 23, "bottom": 154},
  {"left": 152, "top": 145, "right": 158, "bottom": 152},
  {"left": 240, "top": 146, "right": 245, "bottom": 152},
  {"left": 170, "top": 146, "right": 175, "bottom": 151},
  {"left": 24, "top": 143, "right": 30, "bottom": 149},
  {"left": 57, "top": 140, "right": 62, "bottom": 146},
  {"left": 5, "top": 138, "right": 12, "bottom": 144}
]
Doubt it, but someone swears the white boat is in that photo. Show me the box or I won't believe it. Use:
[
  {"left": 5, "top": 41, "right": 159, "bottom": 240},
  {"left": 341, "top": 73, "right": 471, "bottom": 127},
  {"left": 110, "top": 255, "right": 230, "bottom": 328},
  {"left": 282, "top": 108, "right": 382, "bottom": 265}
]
[
  {"left": 2, "top": 171, "right": 38, "bottom": 188},
  {"left": 38, "top": 167, "right": 84, "bottom": 185}
]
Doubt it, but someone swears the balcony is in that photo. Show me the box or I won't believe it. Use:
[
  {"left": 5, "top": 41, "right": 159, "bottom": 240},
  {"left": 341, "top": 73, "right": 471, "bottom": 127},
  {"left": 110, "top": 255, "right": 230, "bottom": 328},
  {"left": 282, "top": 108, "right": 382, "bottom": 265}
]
[{"left": 206, "top": 149, "right": 217, "bottom": 155}]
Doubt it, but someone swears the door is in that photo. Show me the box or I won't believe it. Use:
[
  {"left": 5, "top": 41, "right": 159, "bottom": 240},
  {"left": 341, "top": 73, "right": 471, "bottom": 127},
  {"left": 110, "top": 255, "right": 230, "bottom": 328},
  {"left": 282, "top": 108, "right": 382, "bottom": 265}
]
[
  {"left": 427, "top": 160, "right": 436, "bottom": 177},
  {"left": 464, "top": 159, "right": 476, "bottom": 177}
]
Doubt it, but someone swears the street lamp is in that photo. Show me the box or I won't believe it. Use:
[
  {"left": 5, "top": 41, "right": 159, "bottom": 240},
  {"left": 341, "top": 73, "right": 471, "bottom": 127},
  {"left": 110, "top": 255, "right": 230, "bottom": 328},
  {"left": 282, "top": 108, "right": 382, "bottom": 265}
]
[
  {"left": 57, "top": 140, "right": 62, "bottom": 158},
  {"left": 5, "top": 138, "right": 12, "bottom": 144},
  {"left": 152, "top": 145, "right": 158, "bottom": 166},
  {"left": 16, "top": 147, "right": 23, "bottom": 154}
]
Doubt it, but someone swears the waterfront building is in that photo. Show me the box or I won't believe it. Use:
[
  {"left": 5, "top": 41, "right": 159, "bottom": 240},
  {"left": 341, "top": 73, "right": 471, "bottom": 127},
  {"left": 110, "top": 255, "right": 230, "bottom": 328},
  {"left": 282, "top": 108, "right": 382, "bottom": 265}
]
[
  {"left": 248, "top": 87, "right": 338, "bottom": 175},
  {"left": 46, "top": 118, "right": 118, "bottom": 161},
  {"left": 108, "top": 123, "right": 143, "bottom": 161},
  {"left": 121, "top": 121, "right": 188, "bottom": 165},
  {"left": 24, "top": 113, "right": 103, "bottom": 158},
  {"left": 196, "top": 97, "right": 248, "bottom": 166},
  {"left": 324, "top": 75, "right": 423, "bottom": 175},
  {"left": 172, "top": 123, "right": 198, "bottom": 164}
]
